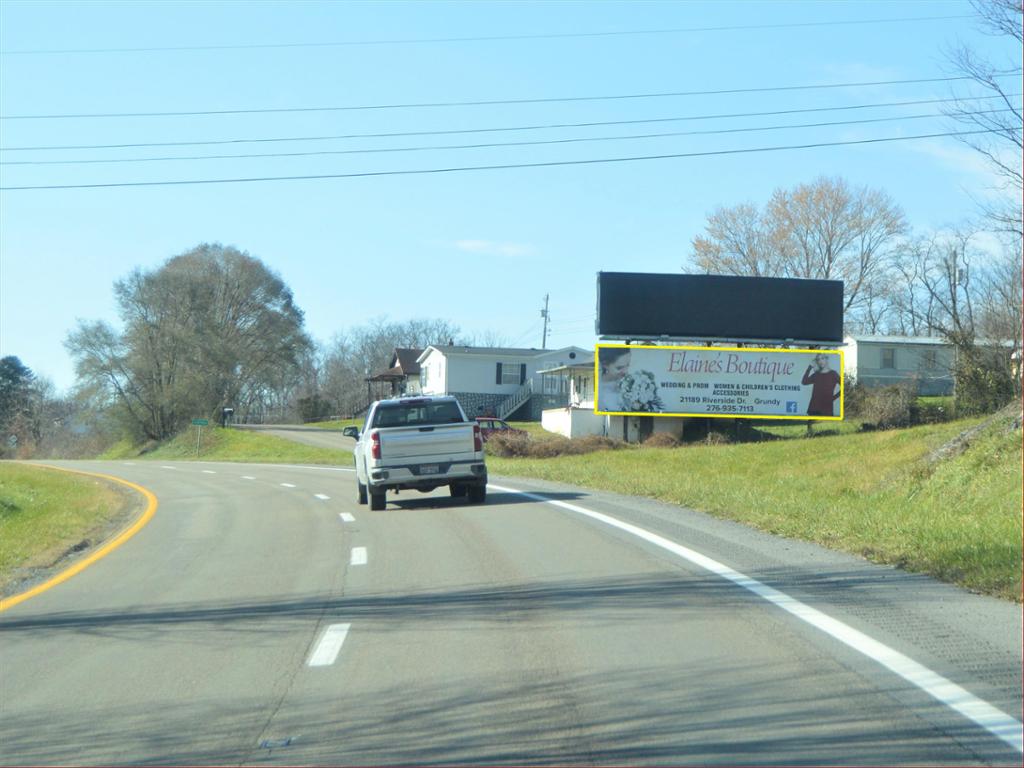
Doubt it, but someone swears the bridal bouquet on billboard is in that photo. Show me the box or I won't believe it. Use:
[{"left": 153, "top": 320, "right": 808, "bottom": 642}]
[{"left": 620, "top": 370, "right": 664, "bottom": 412}]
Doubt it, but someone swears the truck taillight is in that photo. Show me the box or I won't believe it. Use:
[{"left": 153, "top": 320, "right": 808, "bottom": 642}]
[
  {"left": 371, "top": 431, "right": 381, "bottom": 459},
  {"left": 473, "top": 423, "right": 482, "bottom": 452}
]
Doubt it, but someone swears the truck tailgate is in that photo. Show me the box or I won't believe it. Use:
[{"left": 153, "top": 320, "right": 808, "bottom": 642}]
[{"left": 378, "top": 424, "right": 475, "bottom": 460}]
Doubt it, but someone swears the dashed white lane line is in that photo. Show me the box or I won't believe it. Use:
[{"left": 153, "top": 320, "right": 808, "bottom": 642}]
[
  {"left": 242, "top": 476, "right": 256, "bottom": 480},
  {"left": 307, "top": 623, "right": 351, "bottom": 667},
  {"left": 160, "top": 466, "right": 176, "bottom": 470},
  {"left": 280, "top": 483, "right": 297, "bottom": 488},
  {"left": 488, "top": 483, "right": 1024, "bottom": 754},
  {"left": 339, "top": 513, "right": 356, "bottom": 523},
  {"left": 202, "top": 470, "right": 216, "bottom": 474},
  {"left": 350, "top": 547, "right": 368, "bottom": 566},
  {"left": 314, "top": 493, "right": 330, "bottom": 500}
]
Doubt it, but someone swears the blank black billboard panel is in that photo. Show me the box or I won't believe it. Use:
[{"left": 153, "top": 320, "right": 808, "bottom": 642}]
[{"left": 597, "top": 272, "right": 843, "bottom": 344}]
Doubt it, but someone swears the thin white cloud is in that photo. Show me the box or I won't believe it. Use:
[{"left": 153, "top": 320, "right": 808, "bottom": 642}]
[
  {"left": 454, "top": 239, "right": 536, "bottom": 257},
  {"left": 907, "top": 136, "right": 1014, "bottom": 187}
]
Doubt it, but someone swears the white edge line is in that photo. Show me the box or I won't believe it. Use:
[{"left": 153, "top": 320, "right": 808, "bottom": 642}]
[
  {"left": 488, "top": 482, "right": 1024, "bottom": 754},
  {"left": 307, "top": 623, "right": 351, "bottom": 667},
  {"left": 350, "top": 547, "right": 368, "bottom": 566},
  {"left": 339, "top": 513, "right": 356, "bottom": 522}
]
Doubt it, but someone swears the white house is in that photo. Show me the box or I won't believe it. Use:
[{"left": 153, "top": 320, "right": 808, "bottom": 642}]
[
  {"left": 417, "top": 345, "right": 588, "bottom": 420},
  {"left": 844, "top": 335, "right": 958, "bottom": 395},
  {"left": 538, "top": 356, "right": 685, "bottom": 443}
]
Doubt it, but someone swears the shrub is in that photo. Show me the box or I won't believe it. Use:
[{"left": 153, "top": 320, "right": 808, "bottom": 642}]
[
  {"left": 527, "top": 435, "right": 574, "bottom": 458},
  {"left": 566, "top": 435, "right": 629, "bottom": 454},
  {"left": 485, "top": 431, "right": 533, "bottom": 457},
  {"left": 954, "top": 349, "right": 1017, "bottom": 417},
  {"left": 843, "top": 375, "right": 867, "bottom": 417},
  {"left": 916, "top": 397, "right": 955, "bottom": 424},
  {"left": 486, "top": 431, "right": 629, "bottom": 458},
  {"left": 643, "top": 432, "right": 681, "bottom": 448},
  {"left": 860, "top": 383, "right": 918, "bottom": 429}
]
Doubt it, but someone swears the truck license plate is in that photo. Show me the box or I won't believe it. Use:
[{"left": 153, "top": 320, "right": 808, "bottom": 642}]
[{"left": 420, "top": 464, "right": 439, "bottom": 474}]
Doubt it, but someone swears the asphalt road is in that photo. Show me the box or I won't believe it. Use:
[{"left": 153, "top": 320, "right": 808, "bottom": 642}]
[{"left": 1, "top": 449, "right": 1021, "bottom": 765}]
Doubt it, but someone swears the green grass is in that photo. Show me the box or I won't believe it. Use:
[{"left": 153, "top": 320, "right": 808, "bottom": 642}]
[
  {"left": 0, "top": 463, "right": 131, "bottom": 591},
  {"left": 506, "top": 421, "right": 551, "bottom": 437},
  {"left": 111, "top": 426, "right": 351, "bottom": 465},
  {"left": 488, "top": 414, "right": 1022, "bottom": 600}
]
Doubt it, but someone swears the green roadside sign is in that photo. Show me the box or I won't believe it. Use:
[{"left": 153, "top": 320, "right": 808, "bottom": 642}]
[{"left": 192, "top": 418, "right": 209, "bottom": 426}]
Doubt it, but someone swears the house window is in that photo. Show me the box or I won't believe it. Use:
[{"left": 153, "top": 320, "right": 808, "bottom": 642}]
[
  {"left": 542, "top": 376, "right": 562, "bottom": 394},
  {"left": 496, "top": 362, "right": 526, "bottom": 386},
  {"left": 881, "top": 348, "right": 896, "bottom": 369},
  {"left": 575, "top": 376, "right": 590, "bottom": 401},
  {"left": 921, "top": 349, "right": 937, "bottom": 370}
]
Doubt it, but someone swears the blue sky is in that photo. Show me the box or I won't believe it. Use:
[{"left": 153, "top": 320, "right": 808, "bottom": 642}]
[{"left": 1, "top": 0, "right": 1019, "bottom": 392}]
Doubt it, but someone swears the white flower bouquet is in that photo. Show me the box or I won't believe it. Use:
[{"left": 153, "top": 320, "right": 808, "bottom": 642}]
[{"left": 619, "top": 370, "right": 664, "bottom": 412}]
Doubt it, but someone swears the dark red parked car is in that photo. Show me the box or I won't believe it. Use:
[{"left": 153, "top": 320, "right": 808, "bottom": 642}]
[{"left": 475, "top": 417, "right": 527, "bottom": 442}]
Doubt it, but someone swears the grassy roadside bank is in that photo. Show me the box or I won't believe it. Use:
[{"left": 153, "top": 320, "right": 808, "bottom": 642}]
[
  {"left": 489, "top": 412, "right": 1022, "bottom": 600},
  {"left": 0, "top": 463, "right": 137, "bottom": 594},
  {"left": 101, "top": 426, "right": 351, "bottom": 464}
]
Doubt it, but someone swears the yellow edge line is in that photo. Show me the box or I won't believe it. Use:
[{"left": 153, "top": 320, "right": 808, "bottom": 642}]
[{"left": 0, "top": 465, "right": 158, "bottom": 613}]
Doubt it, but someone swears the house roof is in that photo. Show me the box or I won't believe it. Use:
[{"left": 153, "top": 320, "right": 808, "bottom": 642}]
[
  {"left": 538, "top": 355, "right": 595, "bottom": 374},
  {"left": 845, "top": 335, "right": 1015, "bottom": 347},
  {"left": 391, "top": 348, "right": 423, "bottom": 375},
  {"left": 845, "top": 335, "right": 950, "bottom": 346},
  {"left": 367, "top": 347, "right": 424, "bottom": 382},
  {"left": 418, "top": 345, "right": 588, "bottom": 362}
]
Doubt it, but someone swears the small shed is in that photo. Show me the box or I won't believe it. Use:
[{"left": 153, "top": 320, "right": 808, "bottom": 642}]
[{"left": 366, "top": 348, "right": 424, "bottom": 401}]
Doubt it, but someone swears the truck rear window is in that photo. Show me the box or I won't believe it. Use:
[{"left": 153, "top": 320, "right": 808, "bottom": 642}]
[{"left": 374, "top": 401, "right": 465, "bottom": 428}]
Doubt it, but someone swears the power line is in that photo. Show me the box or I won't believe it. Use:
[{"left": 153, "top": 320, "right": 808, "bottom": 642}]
[
  {"left": 4, "top": 94, "right": 1016, "bottom": 154},
  {"left": 0, "top": 128, "right": 998, "bottom": 192},
  {"left": 510, "top": 323, "right": 542, "bottom": 348},
  {"left": 4, "top": 109, "right": 1013, "bottom": 167},
  {"left": 0, "top": 15, "right": 974, "bottom": 56},
  {"left": 1, "top": 75, "right": 1009, "bottom": 121}
]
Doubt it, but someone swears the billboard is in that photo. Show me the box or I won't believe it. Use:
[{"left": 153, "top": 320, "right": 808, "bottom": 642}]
[
  {"left": 596, "top": 272, "right": 844, "bottom": 344},
  {"left": 595, "top": 344, "right": 844, "bottom": 420}
]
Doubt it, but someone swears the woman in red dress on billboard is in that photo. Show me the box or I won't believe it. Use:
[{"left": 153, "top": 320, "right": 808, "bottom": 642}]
[{"left": 802, "top": 353, "right": 841, "bottom": 416}]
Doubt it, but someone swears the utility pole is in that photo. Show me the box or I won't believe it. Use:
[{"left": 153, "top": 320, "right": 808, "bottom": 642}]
[{"left": 540, "top": 294, "right": 550, "bottom": 349}]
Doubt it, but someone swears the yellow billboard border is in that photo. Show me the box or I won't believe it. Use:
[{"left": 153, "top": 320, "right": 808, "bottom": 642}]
[{"left": 594, "top": 343, "right": 845, "bottom": 421}]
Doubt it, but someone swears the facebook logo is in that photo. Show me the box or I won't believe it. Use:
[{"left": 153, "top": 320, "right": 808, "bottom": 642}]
[{"left": 786, "top": 401, "right": 799, "bottom": 413}]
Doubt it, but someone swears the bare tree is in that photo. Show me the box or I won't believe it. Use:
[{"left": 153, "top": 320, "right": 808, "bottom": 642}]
[
  {"left": 691, "top": 202, "right": 782, "bottom": 277},
  {"left": 690, "top": 177, "right": 907, "bottom": 326},
  {"left": 66, "top": 243, "right": 312, "bottom": 440},
  {"left": 319, "top": 317, "right": 467, "bottom": 417},
  {"left": 945, "top": 0, "right": 1023, "bottom": 236},
  {"left": 890, "top": 226, "right": 1019, "bottom": 408},
  {"left": 908, "top": 230, "right": 977, "bottom": 344},
  {"left": 975, "top": 235, "right": 1023, "bottom": 394}
]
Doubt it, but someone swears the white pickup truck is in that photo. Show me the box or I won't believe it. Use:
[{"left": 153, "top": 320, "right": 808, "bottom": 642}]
[{"left": 343, "top": 396, "right": 488, "bottom": 510}]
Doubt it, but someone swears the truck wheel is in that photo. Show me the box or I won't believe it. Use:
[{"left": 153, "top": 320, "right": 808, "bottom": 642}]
[
  {"left": 369, "top": 490, "right": 386, "bottom": 511},
  {"left": 449, "top": 483, "right": 467, "bottom": 498},
  {"left": 357, "top": 480, "right": 367, "bottom": 505},
  {"left": 467, "top": 484, "right": 487, "bottom": 504}
]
